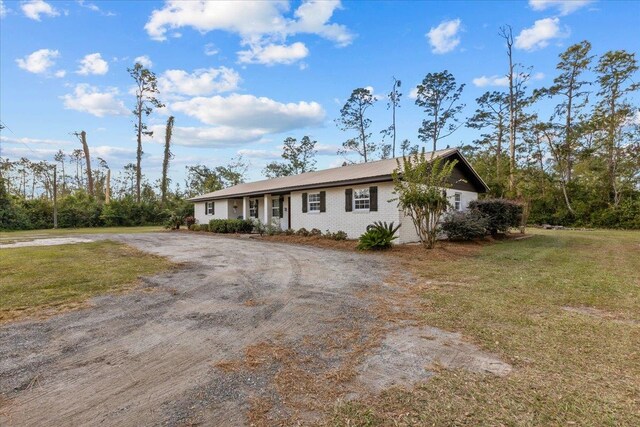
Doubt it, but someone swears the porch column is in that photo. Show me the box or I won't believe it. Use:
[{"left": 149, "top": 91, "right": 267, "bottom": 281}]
[
  {"left": 243, "top": 196, "right": 249, "bottom": 220},
  {"left": 263, "top": 194, "right": 270, "bottom": 224}
]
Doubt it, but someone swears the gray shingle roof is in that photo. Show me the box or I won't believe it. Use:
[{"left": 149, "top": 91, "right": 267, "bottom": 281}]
[{"left": 188, "top": 148, "right": 475, "bottom": 201}]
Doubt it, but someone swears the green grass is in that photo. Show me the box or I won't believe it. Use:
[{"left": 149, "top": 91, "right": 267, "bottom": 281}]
[
  {"left": 329, "top": 229, "right": 640, "bottom": 426},
  {"left": 0, "top": 225, "right": 164, "bottom": 239},
  {"left": 0, "top": 240, "right": 173, "bottom": 321}
]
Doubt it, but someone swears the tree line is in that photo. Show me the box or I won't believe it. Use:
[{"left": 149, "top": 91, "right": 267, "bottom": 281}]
[{"left": 1, "top": 30, "right": 638, "bottom": 230}]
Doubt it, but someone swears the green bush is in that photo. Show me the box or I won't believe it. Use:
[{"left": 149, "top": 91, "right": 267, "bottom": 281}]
[
  {"left": 324, "top": 230, "right": 348, "bottom": 241},
  {"left": 468, "top": 198, "right": 522, "bottom": 235},
  {"left": 357, "top": 221, "right": 400, "bottom": 250},
  {"left": 296, "top": 227, "right": 310, "bottom": 236},
  {"left": 209, "top": 218, "right": 253, "bottom": 233},
  {"left": 441, "top": 210, "right": 488, "bottom": 240},
  {"left": 284, "top": 228, "right": 295, "bottom": 235},
  {"left": 309, "top": 228, "right": 322, "bottom": 236}
]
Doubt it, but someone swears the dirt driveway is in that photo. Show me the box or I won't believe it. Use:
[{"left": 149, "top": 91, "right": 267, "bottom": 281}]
[{"left": 0, "top": 233, "right": 509, "bottom": 426}]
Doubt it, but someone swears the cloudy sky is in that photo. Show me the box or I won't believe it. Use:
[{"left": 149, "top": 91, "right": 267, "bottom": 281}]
[{"left": 1, "top": 0, "right": 638, "bottom": 183}]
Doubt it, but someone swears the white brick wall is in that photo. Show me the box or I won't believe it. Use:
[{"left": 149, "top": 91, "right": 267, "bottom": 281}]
[
  {"left": 289, "top": 182, "right": 403, "bottom": 241},
  {"left": 194, "top": 199, "right": 229, "bottom": 225},
  {"left": 193, "top": 184, "right": 478, "bottom": 243}
]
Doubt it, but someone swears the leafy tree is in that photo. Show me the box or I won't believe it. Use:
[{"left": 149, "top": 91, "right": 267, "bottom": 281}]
[
  {"left": 336, "top": 87, "right": 378, "bottom": 162},
  {"left": 466, "top": 91, "right": 509, "bottom": 191},
  {"left": 185, "top": 157, "right": 248, "bottom": 196},
  {"left": 54, "top": 150, "right": 66, "bottom": 194},
  {"left": 594, "top": 49, "right": 640, "bottom": 205},
  {"left": 263, "top": 136, "right": 318, "bottom": 178},
  {"left": 129, "top": 62, "right": 164, "bottom": 203},
  {"left": 161, "top": 116, "right": 175, "bottom": 205},
  {"left": 415, "top": 70, "right": 465, "bottom": 152},
  {"left": 392, "top": 151, "right": 457, "bottom": 249}
]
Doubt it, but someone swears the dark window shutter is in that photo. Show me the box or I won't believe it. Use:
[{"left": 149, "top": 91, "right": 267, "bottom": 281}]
[
  {"left": 212, "top": 201, "right": 215, "bottom": 215},
  {"left": 345, "top": 188, "right": 352, "bottom": 212},
  {"left": 369, "top": 186, "right": 378, "bottom": 211},
  {"left": 279, "top": 197, "right": 284, "bottom": 218},
  {"left": 319, "top": 191, "right": 326, "bottom": 212},
  {"left": 302, "top": 193, "right": 308, "bottom": 213}
]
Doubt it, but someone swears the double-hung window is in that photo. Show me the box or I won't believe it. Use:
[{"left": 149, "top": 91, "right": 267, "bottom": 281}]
[
  {"left": 205, "top": 201, "right": 214, "bottom": 215},
  {"left": 353, "top": 188, "right": 370, "bottom": 211},
  {"left": 308, "top": 193, "right": 321, "bottom": 212},
  {"left": 271, "top": 198, "right": 280, "bottom": 217},
  {"left": 454, "top": 192, "right": 462, "bottom": 211},
  {"left": 249, "top": 200, "right": 258, "bottom": 218}
]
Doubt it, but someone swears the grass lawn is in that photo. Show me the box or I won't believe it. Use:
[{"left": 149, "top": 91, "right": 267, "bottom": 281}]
[
  {"left": 330, "top": 229, "right": 640, "bottom": 426},
  {"left": 0, "top": 240, "right": 174, "bottom": 322},
  {"left": 0, "top": 226, "right": 165, "bottom": 243}
]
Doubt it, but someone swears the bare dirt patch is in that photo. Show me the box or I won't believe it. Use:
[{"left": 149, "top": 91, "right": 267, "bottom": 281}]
[{"left": 0, "top": 237, "right": 95, "bottom": 248}]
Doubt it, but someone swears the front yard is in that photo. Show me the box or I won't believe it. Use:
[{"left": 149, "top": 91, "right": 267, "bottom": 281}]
[{"left": 331, "top": 229, "right": 640, "bottom": 426}]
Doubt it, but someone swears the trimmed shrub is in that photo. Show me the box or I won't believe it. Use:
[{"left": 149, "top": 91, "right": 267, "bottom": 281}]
[
  {"left": 324, "top": 230, "right": 348, "bottom": 241},
  {"left": 284, "top": 228, "right": 295, "bottom": 235},
  {"left": 468, "top": 198, "right": 523, "bottom": 235},
  {"left": 184, "top": 216, "right": 196, "bottom": 228},
  {"left": 357, "top": 221, "right": 400, "bottom": 250},
  {"left": 209, "top": 218, "right": 253, "bottom": 233},
  {"left": 309, "top": 228, "right": 322, "bottom": 236},
  {"left": 296, "top": 227, "right": 310, "bottom": 236},
  {"left": 441, "top": 210, "right": 488, "bottom": 240}
]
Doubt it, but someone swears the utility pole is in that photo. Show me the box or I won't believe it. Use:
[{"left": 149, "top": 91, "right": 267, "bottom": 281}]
[{"left": 53, "top": 164, "right": 58, "bottom": 229}]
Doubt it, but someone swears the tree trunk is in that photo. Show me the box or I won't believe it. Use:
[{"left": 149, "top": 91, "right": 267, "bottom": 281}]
[
  {"left": 161, "top": 116, "right": 174, "bottom": 205},
  {"left": 136, "top": 99, "right": 143, "bottom": 202},
  {"left": 77, "top": 131, "right": 94, "bottom": 196}
]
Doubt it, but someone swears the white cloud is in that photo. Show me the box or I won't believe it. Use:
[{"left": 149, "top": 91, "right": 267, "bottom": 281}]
[
  {"left": 171, "top": 94, "right": 326, "bottom": 133},
  {"left": 238, "top": 41, "right": 309, "bottom": 65},
  {"left": 16, "top": 48, "right": 60, "bottom": 74},
  {"left": 61, "top": 84, "right": 129, "bottom": 117},
  {"left": 472, "top": 75, "right": 509, "bottom": 87},
  {"left": 158, "top": 67, "right": 240, "bottom": 96},
  {"left": 77, "top": 0, "right": 115, "bottom": 16},
  {"left": 515, "top": 17, "right": 566, "bottom": 51},
  {"left": 144, "top": 1, "right": 353, "bottom": 65},
  {"left": 204, "top": 43, "right": 219, "bottom": 56},
  {"left": 54, "top": 70, "right": 66, "bottom": 78},
  {"left": 408, "top": 87, "right": 419, "bottom": 100},
  {"left": 427, "top": 18, "right": 462, "bottom": 54},
  {"left": 147, "top": 125, "right": 266, "bottom": 147},
  {"left": 533, "top": 71, "right": 545, "bottom": 80},
  {"left": 21, "top": 0, "right": 58, "bottom": 20},
  {"left": 0, "top": 135, "right": 72, "bottom": 146},
  {"left": 1, "top": 1, "right": 8, "bottom": 18},
  {"left": 529, "top": 0, "right": 593, "bottom": 16},
  {"left": 237, "top": 148, "right": 281, "bottom": 159},
  {"left": 134, "top": 55, "right": 153, "bottom": 68},
  {"left": 77, "top": 52, "right": 109, "bottom": 75}
]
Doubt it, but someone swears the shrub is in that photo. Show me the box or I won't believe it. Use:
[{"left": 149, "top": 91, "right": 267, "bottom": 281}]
[
  {"left": 265, "top": 219, "right": 282, "bottom": 236},
  {"left": 189, "top": 224, "right": 199, "bottom": 231},
  {"left": 200, "top": 223, "right": 210, "bottom": 232},
  {"left": 468, "top": 198, "right": 523, "bottom": 235},
  {"left": 441, "top": 210, "right": 488, "bottom": 240},
  {"left": 208, "top": 219, "right": 253, "bottom": 233},
  {"left": 184, "top": 216, "right": 196, "bottom": 228},
  {"left": 284, "top": 228, "right": 295, "bottom": 235},
  {"left": 357, "top": 221, "right": 400, "bottom": 250},
  {"left": 309, "top": 228, "right": 322, "bottom": 236},
  {"left": 325, "top": 230, "right": 348, "bottom": 241},
  {"left": 296, "top": 227, "right": 310, "bottom": 237},
  {"left": 165, "top": 212, "right": 183, "bottom": 230}
]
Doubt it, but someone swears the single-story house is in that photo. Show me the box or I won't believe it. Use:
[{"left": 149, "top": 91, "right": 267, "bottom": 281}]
[{"left": 188, "top": 148, "right": 489, "bottom": 244}]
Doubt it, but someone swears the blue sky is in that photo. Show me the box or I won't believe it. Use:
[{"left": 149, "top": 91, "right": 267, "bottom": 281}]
[{"left": 1, "top": 0, "right": 639, "bottom": 184}]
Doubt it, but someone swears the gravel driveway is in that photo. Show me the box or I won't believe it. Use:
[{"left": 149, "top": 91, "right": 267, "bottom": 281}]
[{"left": 0, "top": 233, "right": 390, "bottom": 426}]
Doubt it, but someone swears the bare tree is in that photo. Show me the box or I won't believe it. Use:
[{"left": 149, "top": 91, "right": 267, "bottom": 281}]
[
  {"left": 73, "top": 131, "right": 94, "bottom": 196},
  {"left": 161, "top": 116, "right": 175, "bottom": 204}
]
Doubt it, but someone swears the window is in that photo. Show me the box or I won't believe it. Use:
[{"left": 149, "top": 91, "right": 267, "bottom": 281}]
[
  {"left": 454, "top": 192, "right": 462, "bottom": 211},
  {"left": 308, "top": 193, "right": 320, "bottom": 212},
  {"left": 249, "top": 199, "right": 258, "bottom": 218},
  {"left": 205, "top": 201, "right": 214, "bottom": 215},
  {"left": 353, "top": 188, "right": 370, "bottom": 211},
  {"left": 272, "top": 198, "right": 280, "bottom": 217}
]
